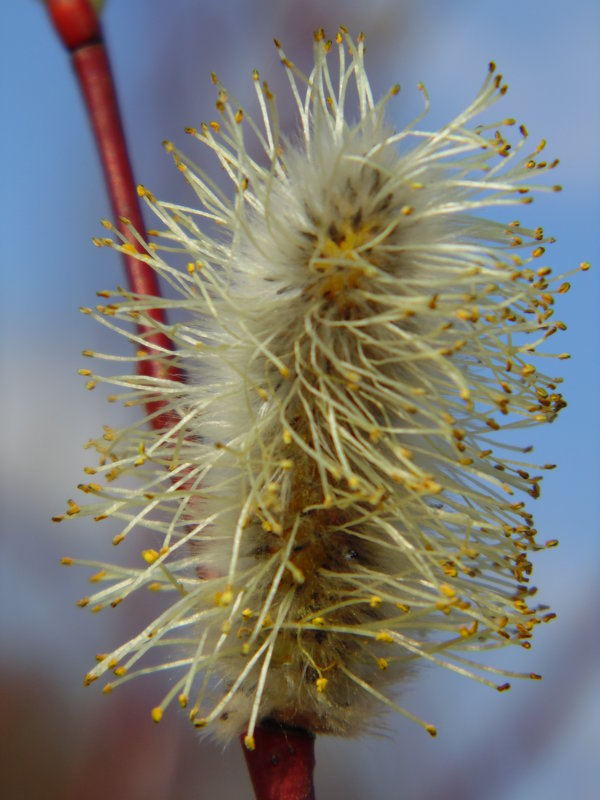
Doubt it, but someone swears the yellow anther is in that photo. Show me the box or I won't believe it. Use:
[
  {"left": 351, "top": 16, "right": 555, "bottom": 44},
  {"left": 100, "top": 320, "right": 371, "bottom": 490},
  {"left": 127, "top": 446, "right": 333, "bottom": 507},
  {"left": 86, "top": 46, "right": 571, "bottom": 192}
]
[
  {"left": 142, "top": 549, "right": 159, "bottom": 564},
  {"left": 61, "top": 557, "right": 74, "bottom": 566},
  {"left": 369, "top": 595, "right": 383, "bottom": 608},
  {"left": 244, "top": 735, "right": 256, "bottom": 750},
  {"left": 315, "top": 677, "right": 328, "bottom": 693},
  {"left": 66, "top": 500, "right": 81, "bottom": 516},
  {"left": 151, "top": 707, "right": 163, "bottom": 723},
  {"left": 219, "top": 588, "right": 234, "bottom": 606},
  {"left": 376, "top": 632, "right": 394, "bottom": 644},
  {"left": 377, "top": 658, "right": 389, "bottom": 670}
]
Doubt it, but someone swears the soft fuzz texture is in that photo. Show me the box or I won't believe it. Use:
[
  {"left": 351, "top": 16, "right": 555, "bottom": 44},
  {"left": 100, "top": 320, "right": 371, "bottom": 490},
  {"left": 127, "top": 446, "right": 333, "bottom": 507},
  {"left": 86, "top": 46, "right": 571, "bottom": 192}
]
[{"left": 58, "top": 29, "right": 584, "bottom": 748}]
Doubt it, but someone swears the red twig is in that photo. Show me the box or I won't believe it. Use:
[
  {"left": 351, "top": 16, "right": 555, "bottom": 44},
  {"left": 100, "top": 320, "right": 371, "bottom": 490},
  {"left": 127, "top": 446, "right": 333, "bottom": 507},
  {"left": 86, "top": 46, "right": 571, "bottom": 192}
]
[
  {"left": 242, "top": 726, "right": 316, "bottom": 800},
  {"left": 46, "top": 2, "right": 318, "bottom": 798},
  {"left": 47, "top": 0, "right": 181, "bottom": 424}
]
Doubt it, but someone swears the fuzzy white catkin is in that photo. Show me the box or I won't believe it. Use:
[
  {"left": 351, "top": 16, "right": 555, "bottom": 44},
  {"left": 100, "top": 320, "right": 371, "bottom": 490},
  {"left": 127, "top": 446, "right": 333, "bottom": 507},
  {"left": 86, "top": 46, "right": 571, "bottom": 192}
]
[{"left": 57, "top": 28, "right": 586, "bottom": 749}]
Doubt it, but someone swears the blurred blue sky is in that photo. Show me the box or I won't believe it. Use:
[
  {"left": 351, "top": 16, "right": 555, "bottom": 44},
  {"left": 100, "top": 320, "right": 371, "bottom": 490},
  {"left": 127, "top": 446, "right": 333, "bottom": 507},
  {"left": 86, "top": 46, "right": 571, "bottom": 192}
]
[{"left": 1, "top": 1, "right": 598, "bottom": 799}]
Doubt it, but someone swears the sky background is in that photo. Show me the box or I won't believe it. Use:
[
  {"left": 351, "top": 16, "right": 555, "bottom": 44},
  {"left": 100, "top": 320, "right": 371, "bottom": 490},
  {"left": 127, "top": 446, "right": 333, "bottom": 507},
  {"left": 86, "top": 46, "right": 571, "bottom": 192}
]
[{"left": 1, "top": 1, "right": 598, "bottom": 798}]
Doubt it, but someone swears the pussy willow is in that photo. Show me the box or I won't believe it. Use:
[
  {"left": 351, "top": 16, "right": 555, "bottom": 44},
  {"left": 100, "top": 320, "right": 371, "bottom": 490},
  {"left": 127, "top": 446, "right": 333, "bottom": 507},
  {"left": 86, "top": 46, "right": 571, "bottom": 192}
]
[{"left": 57, "top": 28, "right": 585, "bottom": 749}]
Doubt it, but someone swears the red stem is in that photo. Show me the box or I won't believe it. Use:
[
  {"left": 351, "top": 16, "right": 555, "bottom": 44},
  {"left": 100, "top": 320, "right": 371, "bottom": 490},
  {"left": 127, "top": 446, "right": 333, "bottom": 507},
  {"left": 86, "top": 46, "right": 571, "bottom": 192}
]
[
  {"left": 242, "top": 726, "right": 316, "bottom": 800},
  {"left": 47, "top": 2, "right": 317, "bottom": 796},
  {"left": 47, "top": 0, "right": 181, "bottom": 425}
]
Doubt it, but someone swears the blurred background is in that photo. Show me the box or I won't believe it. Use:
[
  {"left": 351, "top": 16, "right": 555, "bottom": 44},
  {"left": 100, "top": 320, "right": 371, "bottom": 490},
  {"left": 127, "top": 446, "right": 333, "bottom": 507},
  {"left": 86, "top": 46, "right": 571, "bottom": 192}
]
[{"left": 1, "top": 1, "right": 598, "bottom": 798}]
